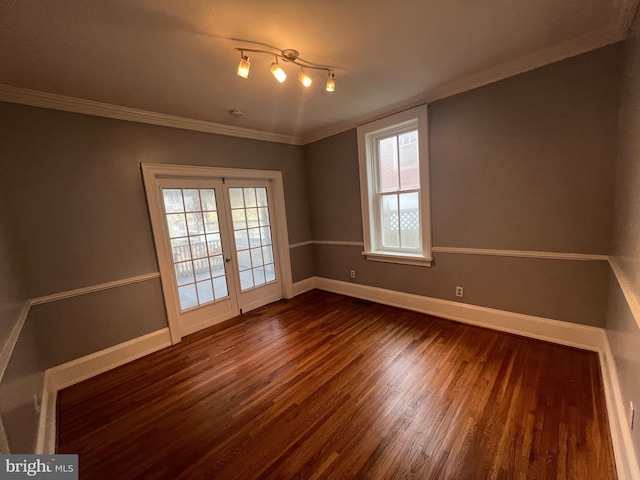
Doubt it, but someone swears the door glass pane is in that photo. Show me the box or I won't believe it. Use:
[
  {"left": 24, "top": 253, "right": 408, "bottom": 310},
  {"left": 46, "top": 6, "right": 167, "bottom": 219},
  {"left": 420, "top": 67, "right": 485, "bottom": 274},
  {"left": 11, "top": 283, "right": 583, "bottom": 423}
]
[
  {"left": 163, "top": 188, "right": 230, "bottom": 311},
  {"left": 229, "top": 187, "right": 277, "bottom": 292}
]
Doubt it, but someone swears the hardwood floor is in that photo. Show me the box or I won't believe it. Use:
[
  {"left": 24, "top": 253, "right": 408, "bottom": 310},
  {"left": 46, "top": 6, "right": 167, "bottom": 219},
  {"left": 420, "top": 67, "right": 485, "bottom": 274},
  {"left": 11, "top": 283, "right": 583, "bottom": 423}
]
[{"left": 57, "top": 290, "right": 617, "bottom": 479}]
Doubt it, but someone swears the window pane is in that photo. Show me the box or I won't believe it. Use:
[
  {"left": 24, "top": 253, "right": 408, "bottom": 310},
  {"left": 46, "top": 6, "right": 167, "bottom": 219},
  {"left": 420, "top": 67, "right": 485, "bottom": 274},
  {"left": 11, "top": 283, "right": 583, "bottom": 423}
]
[
  {"left": 239, "top": 270, "right": 254, "bottom": 290},
  {"left": 258, "top": 207, "right": 270, "bottom": 226},
  {"left": 183, "top": 189, "right": 201, "bottom": 212},
  {"left": 204, "top": 211, "right": 219, "bottom": 233},
  {"left": 262, "top": 245, "right": 274, "bottom": 264},
  {"left": 248, "top": 228, "right": 262, "bottom": 248},
  {"left": 379, "top": 136, "right": 399, "bottom": 192},
  {"left": 210, "top": 255, "right": 225, "bottom": 278},
  {"left": 229, "top": 188, "right": 244, "bottom": 209},
  {"left": 244, "top": 188, "right": 257, "bottom": 207},
  {"left": 265, "top": 263, "right": 276, "bottom": 282},
  {"left": 196, "top": 280, "right": 214, "bottom": 304},
  {"left": 232, "top": 209, "right": 246, "bottom": 230},
  {"left": 381, "top": 194, "right": 399, "bottom": 247},
  {"left": 237, "top": 250, "right": 252, "bottom": 271},
  {"left": 213, "top": 276, "right": 228, "bottom": 299},
  {"left": 399, "top": 192, "right": 420, "bottom": 249},
  {"left": 193, "top": 258, "right": 211, "bottom": 281},
  {"left": 206, "top": 234, "right": 221, "bottom": 255},
  {"left": 256, "top": 188, "right": 268, "bottom": 207},
  {"left": 167, "top": 214, "right": 187, "bottom": 238},
  {"left": 163, "top": 189, "right": 184, "bottom": 213},
  {"left": 174, "top": 261, "right": 194, "bottom": 286},
  {"left": 178, "top": 284, "right": 198, "bottom": 310},
  {"left": 186, "top": 212, "right": 205, "bottom": 235},
  {"left": 200, "top": 189, "right": 217, "bottom": 211},
  {"left": 170, "top": 237, "right": 191, "bottom": 262},
  {"left": 251, "top": 247, "right": 264, "bottom": 267},
  {"left": 189, "top": 235, "right": 207, "bottom": 259},
  {"left": 234, "top": 230, "right": 249, "bottom": 250},
  {"left": 260, "top": 227, "right": 272, "bottom": 245},
  {"left": 253, "top": 266, "right": 266, "bottom": 286},
  {"left": 246, "top": 208, "right": 260, "bottom": 228},
  {"left": 399, "top": 131, "right": 419, "bottom": 190}
]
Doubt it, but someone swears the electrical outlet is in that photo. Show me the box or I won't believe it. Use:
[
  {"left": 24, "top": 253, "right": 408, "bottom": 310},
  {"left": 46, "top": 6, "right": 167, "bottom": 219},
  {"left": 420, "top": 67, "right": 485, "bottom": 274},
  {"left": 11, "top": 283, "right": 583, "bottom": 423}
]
[
  {"left": 631, "top": 401, "right": 635, "bottom": 431},
  {"left": 350, "top": 270, "right": 356, "bottom": 279},
  {"left": 455, "top": 286, "right": 464, "bottom": 298}
]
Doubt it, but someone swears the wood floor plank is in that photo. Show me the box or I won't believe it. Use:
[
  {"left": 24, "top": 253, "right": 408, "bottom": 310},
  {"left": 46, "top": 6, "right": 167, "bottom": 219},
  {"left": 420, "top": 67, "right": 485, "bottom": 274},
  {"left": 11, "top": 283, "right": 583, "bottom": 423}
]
[{"left": 56, "top": 290, "right": 617, "bottom": 479}]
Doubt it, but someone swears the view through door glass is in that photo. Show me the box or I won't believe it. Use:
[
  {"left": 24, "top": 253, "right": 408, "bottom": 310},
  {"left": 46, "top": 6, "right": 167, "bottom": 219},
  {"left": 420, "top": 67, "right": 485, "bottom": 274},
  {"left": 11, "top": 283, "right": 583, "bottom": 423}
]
[
  {"left": 162, "top": 188, "right": 230, "bottom": 311},
  {"left": 228, "top": 187, "right": 277, "bottom": 291}
]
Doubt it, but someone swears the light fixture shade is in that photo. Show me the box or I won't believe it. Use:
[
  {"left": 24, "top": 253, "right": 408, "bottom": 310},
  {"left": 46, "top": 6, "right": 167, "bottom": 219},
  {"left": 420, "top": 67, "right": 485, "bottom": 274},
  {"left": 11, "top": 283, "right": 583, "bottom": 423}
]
[
  {"left": 237, "top": 56, "right": 250, "bottom": 78},
  {"left": 271, "top": 62, "right": 287, "bottom": 83},
  {"left": 326, "top": 73, "right": 336, "bottom": 92},
  {"left": 298, "top": 71, "right": 312, "bottom": 87}
]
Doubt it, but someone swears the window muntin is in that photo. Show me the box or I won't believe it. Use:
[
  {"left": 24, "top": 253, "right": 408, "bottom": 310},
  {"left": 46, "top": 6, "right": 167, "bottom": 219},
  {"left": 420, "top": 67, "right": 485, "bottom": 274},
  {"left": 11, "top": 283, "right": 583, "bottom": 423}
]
[{"left": 357, "top": 105, "right": 432, "bottom": 266}]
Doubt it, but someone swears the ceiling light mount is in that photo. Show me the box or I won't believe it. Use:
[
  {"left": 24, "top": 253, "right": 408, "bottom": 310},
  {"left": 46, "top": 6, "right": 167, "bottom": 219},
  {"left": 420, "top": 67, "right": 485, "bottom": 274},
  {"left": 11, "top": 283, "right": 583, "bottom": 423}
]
[{"left": 235, "top": 46, "right": 335, "bottom": 92}]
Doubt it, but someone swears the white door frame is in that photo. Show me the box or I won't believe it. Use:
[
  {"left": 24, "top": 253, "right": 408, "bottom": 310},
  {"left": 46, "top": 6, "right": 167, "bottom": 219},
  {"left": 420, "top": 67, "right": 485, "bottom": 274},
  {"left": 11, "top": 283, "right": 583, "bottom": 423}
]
[{"left": 141, "top": 163, "right": 294, "bottom": 345}]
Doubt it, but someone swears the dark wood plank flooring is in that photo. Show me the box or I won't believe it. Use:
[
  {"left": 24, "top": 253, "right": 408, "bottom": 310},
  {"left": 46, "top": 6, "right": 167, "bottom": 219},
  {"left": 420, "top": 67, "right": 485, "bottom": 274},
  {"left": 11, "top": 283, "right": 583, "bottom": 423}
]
[{"left": 57, "top": 290, "right": 616, "bottom": 479}]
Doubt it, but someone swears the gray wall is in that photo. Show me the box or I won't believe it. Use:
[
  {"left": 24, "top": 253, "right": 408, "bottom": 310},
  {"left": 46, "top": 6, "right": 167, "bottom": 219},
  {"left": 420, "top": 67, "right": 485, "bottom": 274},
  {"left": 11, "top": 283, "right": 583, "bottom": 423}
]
[
  {"left": 305, "top": 44, "right": 622, "bottom": 327},
  {"left": 607, "top": 19, "right": 640, "bottom": 463},
  {"left": 0, "top": 102, "right": 314, "bottom": 452}
]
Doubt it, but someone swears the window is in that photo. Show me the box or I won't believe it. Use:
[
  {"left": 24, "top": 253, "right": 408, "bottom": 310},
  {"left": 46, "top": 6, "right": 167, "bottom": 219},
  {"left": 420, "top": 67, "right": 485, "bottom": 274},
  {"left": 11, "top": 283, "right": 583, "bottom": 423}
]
[{"left": 357, "top": 105, "right": 432, "bottom": 266}]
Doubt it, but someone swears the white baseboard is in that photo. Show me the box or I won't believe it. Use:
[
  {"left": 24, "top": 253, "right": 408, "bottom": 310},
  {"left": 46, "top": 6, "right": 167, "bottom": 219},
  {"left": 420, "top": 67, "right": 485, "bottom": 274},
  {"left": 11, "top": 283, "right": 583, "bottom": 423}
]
[
  {"left": 292, "top": 277, "right": 317, "bottom": 296},
  {"left": 36, "top": 328, "right": 172, "bottom": 454},
  {"left": 314, "top": 277, "right": 605, "bottom": 351},
  {"left": 600, "top": 340, "right": 640, "bottom": 480},
  {"left": 308, "top": 276, "right": 638, "bottom": 479}
]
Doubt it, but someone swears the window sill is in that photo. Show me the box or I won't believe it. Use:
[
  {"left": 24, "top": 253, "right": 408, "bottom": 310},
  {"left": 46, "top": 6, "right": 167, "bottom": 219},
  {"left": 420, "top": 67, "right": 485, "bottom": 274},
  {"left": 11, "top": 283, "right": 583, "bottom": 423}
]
[{"left": 361, "top": 251, "right": 433, "bottom": 267}]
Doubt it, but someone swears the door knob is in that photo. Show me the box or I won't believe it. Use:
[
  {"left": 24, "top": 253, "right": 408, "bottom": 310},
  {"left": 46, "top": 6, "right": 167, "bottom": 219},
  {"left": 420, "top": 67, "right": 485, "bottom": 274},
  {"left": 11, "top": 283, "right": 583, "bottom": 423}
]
[{"left": 225, "top": 257, "right": 231, "bottom": 262}]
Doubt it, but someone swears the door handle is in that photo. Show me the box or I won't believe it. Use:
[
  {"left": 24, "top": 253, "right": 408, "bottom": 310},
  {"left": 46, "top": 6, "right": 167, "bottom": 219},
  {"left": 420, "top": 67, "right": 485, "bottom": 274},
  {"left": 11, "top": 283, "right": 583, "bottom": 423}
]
[{"left": 225, "top": 257, "right": 231, "bottom": 263}]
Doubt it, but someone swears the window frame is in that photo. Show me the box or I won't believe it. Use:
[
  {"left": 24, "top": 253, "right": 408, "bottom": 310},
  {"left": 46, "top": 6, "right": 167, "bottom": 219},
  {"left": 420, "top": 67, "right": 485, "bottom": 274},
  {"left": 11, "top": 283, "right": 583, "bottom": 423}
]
[{"left": 357, "top": 105, "right": 433, "bottom": 267}]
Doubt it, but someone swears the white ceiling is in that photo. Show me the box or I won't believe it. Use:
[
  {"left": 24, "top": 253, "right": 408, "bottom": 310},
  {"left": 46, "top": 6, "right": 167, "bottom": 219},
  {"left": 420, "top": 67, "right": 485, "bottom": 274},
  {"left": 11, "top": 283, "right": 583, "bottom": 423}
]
[{"left": 0, "top": 0, "right": 637, "bottom": 141}]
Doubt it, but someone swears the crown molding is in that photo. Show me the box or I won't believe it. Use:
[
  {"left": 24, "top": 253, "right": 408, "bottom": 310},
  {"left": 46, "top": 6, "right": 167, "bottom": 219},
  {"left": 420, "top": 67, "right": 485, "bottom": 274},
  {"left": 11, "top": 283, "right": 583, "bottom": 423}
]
[
  {"left": 300, "top": 23, "right": 628, "bottom": 145},
  {"left": 0, "top": 14, "right": 634, "bottom": 147},
  {"left": 0, "top": 84, "right": 303, "bottom": 146}
]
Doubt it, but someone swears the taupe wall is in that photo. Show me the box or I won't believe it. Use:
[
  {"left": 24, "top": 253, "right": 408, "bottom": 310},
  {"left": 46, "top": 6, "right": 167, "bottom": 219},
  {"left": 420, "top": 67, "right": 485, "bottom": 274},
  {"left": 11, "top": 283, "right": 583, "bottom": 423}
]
[
  {"left": 607, "top": 19, "right": 640, "bottom": 462},
  {"left": 0, "top": 102, "right": 313, "bottom": 452},
  {"left": 305, "top": 44, "right": 622, "bottom": 327}
]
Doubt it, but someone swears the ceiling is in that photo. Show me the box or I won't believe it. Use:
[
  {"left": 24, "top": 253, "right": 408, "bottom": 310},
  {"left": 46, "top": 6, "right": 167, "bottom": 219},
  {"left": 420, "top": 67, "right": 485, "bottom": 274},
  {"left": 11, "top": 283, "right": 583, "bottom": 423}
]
[{"left": 0, "top": 0, "right": 637, "bottom": 143}]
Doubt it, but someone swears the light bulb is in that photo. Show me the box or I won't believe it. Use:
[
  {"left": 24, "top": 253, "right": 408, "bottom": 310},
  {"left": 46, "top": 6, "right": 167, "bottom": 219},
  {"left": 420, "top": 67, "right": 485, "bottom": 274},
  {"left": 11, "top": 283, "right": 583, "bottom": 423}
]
[
  {"left": 271, "top": 62, "right": 287, "bottom": 83},
  {"left": 326, "top": 73, "right": 335, "bottom": 92},
  {"left": 237, "top": 56, "right": 250, "bottom": 78},
  {"left": 298, "top": 71, "right": 312, "bottom": 87}
]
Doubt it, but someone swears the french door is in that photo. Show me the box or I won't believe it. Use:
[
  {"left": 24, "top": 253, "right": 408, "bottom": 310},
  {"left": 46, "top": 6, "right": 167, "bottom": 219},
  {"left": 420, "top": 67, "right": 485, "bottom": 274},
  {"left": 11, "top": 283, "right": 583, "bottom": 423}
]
[{"left": 142, "top": 165, "right": 291, "bottom": 343}]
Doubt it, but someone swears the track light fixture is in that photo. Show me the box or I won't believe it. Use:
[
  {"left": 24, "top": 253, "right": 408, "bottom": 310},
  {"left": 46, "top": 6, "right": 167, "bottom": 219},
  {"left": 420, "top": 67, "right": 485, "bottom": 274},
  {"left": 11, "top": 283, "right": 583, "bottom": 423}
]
[{"left": 235, "top": 47, "right": 335, "bottom": 92}]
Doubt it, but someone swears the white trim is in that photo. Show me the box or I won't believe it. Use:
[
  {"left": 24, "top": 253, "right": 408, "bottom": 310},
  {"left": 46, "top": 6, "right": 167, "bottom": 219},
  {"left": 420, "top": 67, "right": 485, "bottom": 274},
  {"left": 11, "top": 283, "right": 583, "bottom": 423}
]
[
  {"left": 600, "top": 339, "right": 640, "bottom": 480},
  {"left": 314, "top": 277, "right": 605, "bottom": 351},
  {"left": 432, "top": 247, "right": 609, "bottom": 262},
  {"left": 289, "top": 240, "right": 314, "bottom": 249},
  {"left": 35, "top": 373, "right": 56, "bottom": 455},
  {"left": 608, "top": 257, "right": 640, "bottom": 329},
  {"left": 302, "top": 24, "right": 627, "bottom": 144},
  {"left": 30, "top": 273, "right": 161, "bottom": 306},
  {"left": 0, "top": 85, "right": 303, "bottom": 146},
  {"left": 292, "top": 277, "right": 316, "bottom": 296},
  {"left": 35, "top": 328, "right": 172, "bottom": 454},
  {"left": 0, "top": 300, "right": 31, "bottom": 382},
  {"left": 45, "top": 328, "right": 172, "bottom": 392},
  {"left": 357, "top": 106, "right": 433, "bottom": 267}
]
